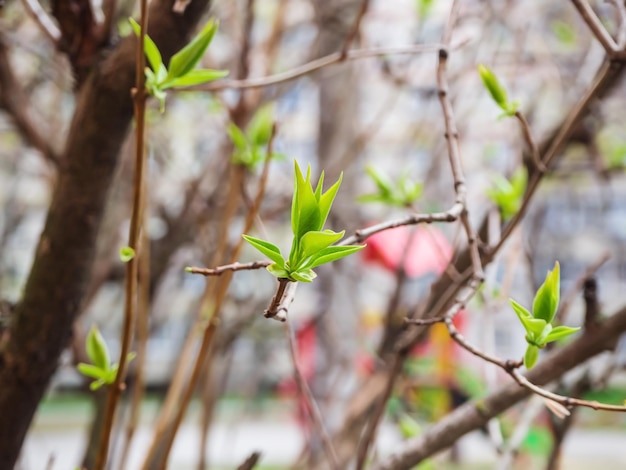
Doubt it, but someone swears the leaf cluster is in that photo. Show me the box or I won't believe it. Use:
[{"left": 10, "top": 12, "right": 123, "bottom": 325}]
[
  {"left": 509, "top": 262, "right": 579, "bottom": 369},
  {"left": 77, "top": 326, "right": 135, "bottom": 390},
  {"left": 359, "top": 165, "right": 423, "bottom": 208},
  {"left": 129, "top": 18, "right": 228, "bottom": 112},
  {"left": 478, "top": 64, "right": 519, "bottom": 118},
  {"left": 227, "top": 104, "right": 284, "bottom": 170},
  {"left": 243, "top": 161, "right": 364, "bottom": 282},
  {"left": 486, "top": 168, "right": 527, "bottom": 221}
]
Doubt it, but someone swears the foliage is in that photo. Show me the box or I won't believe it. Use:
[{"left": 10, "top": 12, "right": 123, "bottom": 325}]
[
  {"left": 486, "top": 168, "right": 527, "bottom": 221},
  {"left": 129, "top": 18, "right": 228, "bottom": 111},
  {"left": 509, "top": 262, "right": 580, "bottom": 368},
  {"left": 478, "top": 64, "right": 519, "bottom": 118},
  {"left": 359, "top": 165, "right": 423, "bottom": 207},
  {"left": 77, "top": 326, "right": 135, "bottom": 390},
  {"left": 119, "top": 246, "right": 135, "bottom": 263},
  {"left": 243, "top": 160, "right": 365, "bottom": 283},
  {"left": 228, "top": 104, "right": 284, "bottom": 170}
]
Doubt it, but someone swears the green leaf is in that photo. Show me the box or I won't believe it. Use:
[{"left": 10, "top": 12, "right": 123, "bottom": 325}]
[
  {"left": 119, "top": 246, "right": 135, "bottom": 263},
  {"left": 537, "top": 323, "right": 553, "bottom": 345},
  {"left": 290, "top": 268, "right": 317, "bottom": 283},
  {"left": 129, "top": 18, "right": 163, "bottom": 73},
  {"left": 161, "top": 68, "right": 229, "bottom": 89},
  {"left": 167, "top": 19, "right": 218, "bottom": 80},
  {"left": 398, "top": 413, "right": 422, "bottom": 439},
  {"left": 267, "top": 263, "right": 289, "bottom": 278},
  {"left": 544, "top": 325, "right": 580, "bottom": 344},
  {"left": 478, "top": 64, "right": 509, "bottom": 111},
  {"left": 517, "top": 315, "right": 547, "bottom": 343},
  {"left": 298, "top": 230, "right": 344, "bottom": 261},
  {"left": 86, "top": 326, "right": 110, "bottom": 371},
  {"left": 227, "top": 123, "right": 248, "bottom": 151},
  {"left": 246, "top": 104, "right": 274, "bottom": 146},
  {"left": 524, "top": 344, "right": 539, "bottom": 369},
  {"left": 532, "top": 261, "right": 560, "bottom": 323},
  {"left": 242, "top": 235, "right": 285, "bottom": 267},
  {"left": 89, "top": 379, "right": 106, "bottom": 391},
  {"left": 318, "top": 173, "right": 342, "bottom": 229},
  {"left": 366, "top": 165, "right": 394, "bottom": 196},
  {"left": 294, "top": 167, "right": 321, "bottom": 239},
  {"left": 510, "top": 298, "right": 532, "bottom": 320},
  {"left": 306, "top": 245, "right": 365, "bottom": 269},
  {"left": 77, "top": 363, "right": 106, "bottom": 380}
]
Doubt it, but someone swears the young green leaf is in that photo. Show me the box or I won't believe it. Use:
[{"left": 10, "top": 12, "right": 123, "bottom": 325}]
[
  {"left": 290, "top": 268, "right": 317, "bottom": 283},
  {"left": 532, "top": 261, "right": 560, "bottom": 323},
  {"left": 162, "top": 69, "right": 229, "bottom": 89},
  {"left": 509, "top": 298, "right": 532, "bottom": 320},
  {"left": 86, "top": 325, "right": 111, "bottom": 371},
  {"left": 267, "top": 263, "right": 289, "bottom": 278},
  {"left": 120, "top": 246, "right": 136, "bottom": 263},
  {"left": 478, "top": 64, "right": 509, "bottom": 111},
  {"left": 242, "top": 235, "right": 286, "bottom": 267},
  {"left": 524, "top": 344, "right": 539, "bottom": 369},
  {"left": 398, "top": 413, "right": 422, "bottom": 439},
  {"left": 519, "top": 316, "right": 547, "bottom": 344},
  {"left": 294, "top": 183, "right": 321, "bottom": 240},
  {"left": 129, "top": 18, "right": 163, "bottom": 73},
  {"left": 167, "top": 19, "right": 218, "bottom": 80},
  {"left": 306, "top": 245, "right": 365, "bottom": 269},
  {"left": 544, "top": 325, "right": 580, "bottom": 343},
  {"left": 246, "top": 104, "right": 274, "bottom": 146},
  {"left": 298, "top": 230, "right": 344, "bottom": 261},
  {"left": 77, "top": 363, "right": 107, "bottom": 380},
  {"left": 317, "top": 174, "right": 342, "bottom": 229},
  {"left": 90, "top": 379, "right": 107, "bottom": 391},
  {"left": 227, "top": 123, "right": 249, "bottom": 151}
]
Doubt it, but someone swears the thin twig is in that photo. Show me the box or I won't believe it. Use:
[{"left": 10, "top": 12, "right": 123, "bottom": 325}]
[
  {"left": 339, "top": 0, "right": 370, "bottom": 59},
  {"left": 237, "top": 451, "right": 262, "bottom": 470},
  {"left": 99, "top": 0, "right": 117, "bottom": 44},
  {"left": 515, "top": 110, "right": 546, "bottom": 173},
  {"left": 555, "top": 252, "right": 609, "bottom": 324},
  {"left": 571, "top": 0, "right": 618, "bottom": 53},
  {"left": 491, "top": 58, "right": 615, "bottom": 256},
  {"left": 118, "top": 212, "right": 151, "bottom": 469},
  {"left": 95, "top": 2, "right": 149, "bottom": 468},
  {"left": 509, "top": 369, "right": 626, "bottom": 412},
  {"left": 146, "top": 127, "right": 278, "bottom": 467},
  {"left": 186, "top": 260, "right": 270, "bottom": 276},
  {"left": 609, "top": 0, "right": 626, "bottom": 47},
  {"left": 284, "top": 318, "right": 339, "bottom": 470},
  {"left": 342, "top": 202, "right": 463, "bottom": 245},
  {"left": 19, "top": 0, "right": 61, "bottom": 44},
  {"left": 190, "top": 44, "right": 445, "bottom": 92},
  {"left": 443, "top": 313, "right": 626, "bottom": 413}
]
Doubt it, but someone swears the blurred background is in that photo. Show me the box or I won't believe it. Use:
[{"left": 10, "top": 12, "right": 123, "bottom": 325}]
[{"left": 2, "top": 0, "right": 626, "bottom": 468}]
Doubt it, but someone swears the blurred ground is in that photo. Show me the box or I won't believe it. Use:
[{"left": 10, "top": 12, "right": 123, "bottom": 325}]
[{"left": 20, "top": 396, "right": 626, "bottom": 470}]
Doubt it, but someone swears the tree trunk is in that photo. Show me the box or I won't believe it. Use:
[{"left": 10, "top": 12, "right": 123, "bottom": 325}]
[{"left": 0, "top": 2, "right": 211, "bottom": 466}]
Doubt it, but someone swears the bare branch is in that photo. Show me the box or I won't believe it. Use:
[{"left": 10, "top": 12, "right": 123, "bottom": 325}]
[
  {"left": 515, "top": 110, "right": 546, "bottom": 173},
  {"left": 20, "top": 0, "right": 61, "bottom": 44},
  {"left": 0, "top": 36, "right": 60, "bottom": 167},
  {"left": 339, "top": 0, "right": 370, "bottom": 59},
  {"left": 373, "top": 305, "right": 626, "bottom": 470},
  {"left": 571, "top": 0, "right": 619, "bottom": 53},
  {"left": 186, "top": 261, "right": 271, "bottom": 276},
  {"left": 285, "top": 318, "right": 339, "bottom": 469},
  {"left": 191, "top": 44, "right": 445, "bottom": 92}
]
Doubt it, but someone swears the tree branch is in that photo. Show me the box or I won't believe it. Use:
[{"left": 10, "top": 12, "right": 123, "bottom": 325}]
[
  {"left": 373, "top": 305, "right": 626, "bottom": 470},
  {"left": 0, "top": 0, "right": 213, "bottom": 466}
]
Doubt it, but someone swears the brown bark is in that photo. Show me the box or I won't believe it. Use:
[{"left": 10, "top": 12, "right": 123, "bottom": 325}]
[
  {"left": 0, "top": 2, "right": 211, "bottom": 467},
  {"left": 373, "top": 304, "right": 626, "bottom": 470}
]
